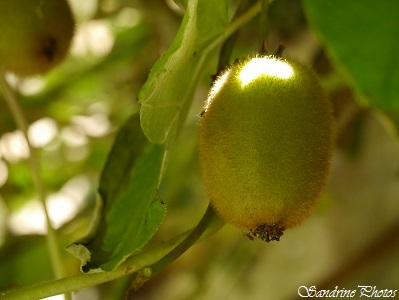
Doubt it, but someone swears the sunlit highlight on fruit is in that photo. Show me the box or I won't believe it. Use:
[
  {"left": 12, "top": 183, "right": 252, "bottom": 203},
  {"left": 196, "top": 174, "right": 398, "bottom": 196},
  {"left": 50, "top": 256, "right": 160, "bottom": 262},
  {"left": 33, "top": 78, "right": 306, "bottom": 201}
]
[{"left": 239, "top": 56, "right": 294, "bottom": 87}]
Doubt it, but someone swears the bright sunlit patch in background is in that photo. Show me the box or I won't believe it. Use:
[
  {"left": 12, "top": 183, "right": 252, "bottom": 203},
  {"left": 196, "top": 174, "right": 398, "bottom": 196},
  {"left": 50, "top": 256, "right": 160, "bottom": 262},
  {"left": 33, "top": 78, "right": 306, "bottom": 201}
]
[
  {"left": 18, "top": 77, "right": 46, "bottom": 96},
  {"left": 239, "top": 57, "right": 294, "bottom": 87},
  {"left": 8, "top": 176, "right": 91, "bottom": 235},
  {"left": 115, "top": 7, "right": 141, "bottom": 28},
  {"left": 71, "top": 20, "right": 114, "bottom": 58},
  {"left": 69, "top": 0, "right": 98, "bottom": 22},
  {"left": 72, "top": 113, "right": 110, "bottom": 137},
  {"left": 28, "top": 117, "right": 58, "bottom": 148},
  {"left": 8, "top": 200, "right": 46, "bottom": 235},
  {"left": 0, "top": 130, "right": 30, "bottom": 162}
]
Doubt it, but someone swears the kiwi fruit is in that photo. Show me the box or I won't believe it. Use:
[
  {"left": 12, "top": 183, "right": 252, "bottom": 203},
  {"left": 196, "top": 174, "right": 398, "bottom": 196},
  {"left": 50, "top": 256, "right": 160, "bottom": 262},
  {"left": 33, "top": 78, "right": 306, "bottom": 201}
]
[
  {"left": 199, "top": 55, "right": 334, "bottom": 242},
  {"left": 0, "top": 0, "right": 75, "bottom": 76}
]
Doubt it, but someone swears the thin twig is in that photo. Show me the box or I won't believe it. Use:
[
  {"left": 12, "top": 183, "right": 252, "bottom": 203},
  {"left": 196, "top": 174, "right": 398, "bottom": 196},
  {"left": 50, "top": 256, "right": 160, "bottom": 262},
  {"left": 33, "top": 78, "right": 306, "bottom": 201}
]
[{"left": 0, "top": 72, "right": 69, "bottom": 299}]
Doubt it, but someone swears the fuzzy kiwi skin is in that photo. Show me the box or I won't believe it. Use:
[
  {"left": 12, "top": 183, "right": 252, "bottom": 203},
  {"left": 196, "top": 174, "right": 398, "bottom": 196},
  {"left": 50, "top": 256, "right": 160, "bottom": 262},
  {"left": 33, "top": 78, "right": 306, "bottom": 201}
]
[
  {"left": 199, "top": 55, "right": 334, "bottom": 239},
  {"left": 0, "top": 0, "right": 75, "bottom": 76}
]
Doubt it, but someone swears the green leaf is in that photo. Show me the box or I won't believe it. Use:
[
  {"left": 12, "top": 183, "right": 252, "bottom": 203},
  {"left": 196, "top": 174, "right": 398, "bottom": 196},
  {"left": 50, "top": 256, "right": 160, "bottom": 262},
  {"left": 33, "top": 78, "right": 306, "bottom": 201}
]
[
  {"left": 68, "top": 113, "right": 166, "bottom": 272},
  {"left": 139, "top": 0, "right": 229, "bottom": 144},
  {"left": 303, "top": 0, "right": 399, "bottom": 124}
]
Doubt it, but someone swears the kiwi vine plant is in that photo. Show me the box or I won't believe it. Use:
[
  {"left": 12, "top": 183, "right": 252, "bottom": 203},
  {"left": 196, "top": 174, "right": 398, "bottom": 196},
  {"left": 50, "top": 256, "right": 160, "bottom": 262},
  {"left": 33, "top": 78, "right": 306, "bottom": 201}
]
[{"left": 0, "top": 0, "right": 398, "bottom": 299}]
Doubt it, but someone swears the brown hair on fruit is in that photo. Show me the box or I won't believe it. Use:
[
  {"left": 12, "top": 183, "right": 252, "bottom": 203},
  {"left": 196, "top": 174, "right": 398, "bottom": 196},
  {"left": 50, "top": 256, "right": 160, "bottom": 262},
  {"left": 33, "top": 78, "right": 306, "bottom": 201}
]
[
  {"left": 0, "top": 0, "right": 75, "bottom": 76},
  {"left": 199, "top": 55, "right": 334, "bottom": 242}
]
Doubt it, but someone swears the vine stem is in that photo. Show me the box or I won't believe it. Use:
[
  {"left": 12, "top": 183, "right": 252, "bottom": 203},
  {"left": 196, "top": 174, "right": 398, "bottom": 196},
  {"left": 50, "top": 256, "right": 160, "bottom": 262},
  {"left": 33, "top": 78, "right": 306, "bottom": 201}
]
[
  {"left": 0, "top": 72, "right": 70, "bottom": 299},
  {"left": 130, "top": 205, "right": 217, "bottom": 291},
  {"left": 0, "top": 205, "right": 222, "bottom": 300}
]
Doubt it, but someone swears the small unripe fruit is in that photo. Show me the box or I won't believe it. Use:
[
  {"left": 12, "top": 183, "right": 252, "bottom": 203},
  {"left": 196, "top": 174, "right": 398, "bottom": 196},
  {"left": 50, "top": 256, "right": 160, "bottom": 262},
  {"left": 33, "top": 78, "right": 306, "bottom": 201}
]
[
  {"left": 199, "top": 55, "right": 334, "bottom": 241},
  {"left": 0, "top": 0, "right": 75, "bottom": 76}
]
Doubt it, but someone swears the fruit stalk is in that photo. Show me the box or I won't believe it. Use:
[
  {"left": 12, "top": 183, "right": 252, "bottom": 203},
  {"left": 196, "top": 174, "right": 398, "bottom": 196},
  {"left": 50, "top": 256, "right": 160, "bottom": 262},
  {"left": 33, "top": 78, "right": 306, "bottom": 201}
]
[{"left": 259, "top": 0, "right": 270, "bottom": 54}]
